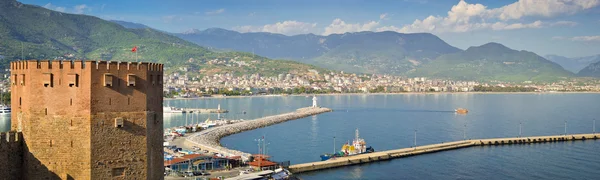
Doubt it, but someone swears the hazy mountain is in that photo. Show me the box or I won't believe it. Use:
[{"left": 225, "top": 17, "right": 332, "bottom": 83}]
[
  {"left": 544, "top": 54, "right": 600, "bottom": 73},
  {"left": 174, "top": 28, "right": 462, "bottom": 74},
  {"left": 409, "top": 43, "right": 574, "bottom": 82},
  {"left": 110, "top": 20, "right": 151, "bottom": 29},
  {"left": 578, "top": 61, "right": 600, "bottom": 77}
]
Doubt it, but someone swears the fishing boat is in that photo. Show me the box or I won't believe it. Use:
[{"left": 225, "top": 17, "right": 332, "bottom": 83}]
[
  {"left": 455, "top": 108, "right": 468, "bottom": 114},
  {"left": 320, "top": 129, "right": 374, "bottom": 161}
]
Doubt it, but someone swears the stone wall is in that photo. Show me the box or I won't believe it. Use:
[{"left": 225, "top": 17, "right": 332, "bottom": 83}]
[{"left": 0, "top": 132, "right": 23, "bottom": 180}]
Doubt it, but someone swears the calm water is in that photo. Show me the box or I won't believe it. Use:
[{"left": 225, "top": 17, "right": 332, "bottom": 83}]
[{"left": 2, "top": 94, "right": 599, "bottom": 179}]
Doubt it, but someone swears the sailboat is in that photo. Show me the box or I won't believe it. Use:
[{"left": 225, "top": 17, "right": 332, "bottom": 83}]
[{"left": 200, "top": 116, "right": 217, "bottom": 128}]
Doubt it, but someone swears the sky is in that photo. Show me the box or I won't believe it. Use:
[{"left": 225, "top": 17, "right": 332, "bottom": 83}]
[{"left": 21, "top": 0, "right": 600, "bottom": 58}]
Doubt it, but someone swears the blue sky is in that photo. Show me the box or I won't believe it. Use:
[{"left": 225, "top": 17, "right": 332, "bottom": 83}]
[{"left": 22, "top": 0, "right": 600, "bottom": 57}]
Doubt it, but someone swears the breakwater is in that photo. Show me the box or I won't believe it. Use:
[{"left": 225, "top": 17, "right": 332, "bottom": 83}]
[
  {"left": 186, "top": 107, "right": 332, "bottom": 161},
  {"left": 289, "top": 133, "right": 599, "bottom": 174}
]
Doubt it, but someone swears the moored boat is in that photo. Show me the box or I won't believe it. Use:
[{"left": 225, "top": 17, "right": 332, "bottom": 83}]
[{"left": 320, "top": 129, "right": 374, "bottom": 161}]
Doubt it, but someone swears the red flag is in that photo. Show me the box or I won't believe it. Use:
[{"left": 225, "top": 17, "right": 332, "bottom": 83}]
[{"left": 131, "top": 46, "right": 138, "bottom": 52}]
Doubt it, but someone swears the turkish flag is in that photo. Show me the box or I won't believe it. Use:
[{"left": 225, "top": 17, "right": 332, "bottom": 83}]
[{"left": 131, "top": 46, "right": 138, "bottom": 52}]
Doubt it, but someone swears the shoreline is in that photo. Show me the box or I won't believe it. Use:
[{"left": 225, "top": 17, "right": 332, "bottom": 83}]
[{"left": 165, "top": 91, "right": 600, "bottom": 100}]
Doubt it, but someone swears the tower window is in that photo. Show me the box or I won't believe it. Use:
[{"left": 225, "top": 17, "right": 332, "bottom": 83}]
[
  {"left": 114, "top": 117, "right": 124, "bottom": 128},
  {"left": 127, "top": 74, "right": 136, "bottom": 86},
  {"left": 150, "top": 75, "right": 155, "bottom": 85},
  {"left": 104, "top": 73, "right": 113, "bottom": 87},
  {"left": 43, "top": 73, "right": 53, "bottom": 87},
  {"left": 20, "top": 74, "right": 25, "bottom": 86},
  {"left": 112, "top": 167, "right": 125, "bottom": 177},
  {"left": 12, "top": 74, "right": 17, "bottom": 85},
  {"left": 68, "top": 73, "right": 79, "bottom": 87}
]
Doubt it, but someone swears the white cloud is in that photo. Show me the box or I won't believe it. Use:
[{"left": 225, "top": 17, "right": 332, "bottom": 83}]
[
  {"left": 205, "top": 9, "right": 225, "bottom": 15},
  {"left": 74, "top": 4, "right": 88, "bottom": 14},
  {"left": 323, "top": 19, "right": 379, "bottom": 35},
  {"left": 571, "top": 36, "right": 600, "bottom": 41},
  {"left": 550, "top": 21, "right": 578, "bottom": 27},
  {"left": 388, "top": 0, "right": 596, "bottom": 33},
  {"left": 43, "top": 3, "right": 66, "bottom": 12},
  {"left": 379, "top": 13, "right": 388, "bottom": 20},
  {"left": 234, "top": 21, "right": 318, "bottom": 35},
  {"left": 493, "top": 0, "right": 600, "bottom": 21},
  {"left": 552, "top": 35, "right": 600, "bottom": 41}
]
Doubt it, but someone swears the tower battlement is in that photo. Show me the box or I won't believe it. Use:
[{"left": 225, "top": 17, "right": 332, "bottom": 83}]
[
  {"left": 10, "top": 60, "right": 163, "bottom": 72},
  {"left": 0, "top": 131, "right": 21, "bottom": 144},
  {"left": 9, "top": 60, "right": 164, "bottom": 180}
]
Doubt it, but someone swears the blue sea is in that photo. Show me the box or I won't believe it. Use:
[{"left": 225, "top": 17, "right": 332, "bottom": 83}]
[{"left": 3, "top": 93, "right": 599, "bottom": 179}]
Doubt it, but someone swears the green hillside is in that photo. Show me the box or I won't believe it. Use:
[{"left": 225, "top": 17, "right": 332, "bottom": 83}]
[
  {"left": 0, "top": 0, "right": 324, "bottom": 76},
  {"left": 409, "top": 43, "right": 574, "bottom": 82}
]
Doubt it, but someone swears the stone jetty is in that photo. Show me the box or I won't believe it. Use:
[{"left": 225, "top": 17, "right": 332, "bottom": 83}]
[{"left": 186, "top": 107, "right": 332, "bottom": 161}]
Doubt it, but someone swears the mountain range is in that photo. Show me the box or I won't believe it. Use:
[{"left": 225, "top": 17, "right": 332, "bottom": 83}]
[
  {"left": 544, "top": 54, "right": 600, "bottom": 73},
  {"left": 175, "top": 28, "right": 575, "bottom": 82},
  {"left": 0, "top": 0, "right": 321, "bottom": 77},
  {"left": 411, "top": 43, "right": 573, "bottom": 82},
  {"left": 174, "top": 28, "right": 462, "bottom": 74}
]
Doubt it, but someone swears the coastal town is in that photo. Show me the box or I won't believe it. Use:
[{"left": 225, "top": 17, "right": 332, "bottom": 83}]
[{"left": 163, "top": 69, "right": 600, "bottom": 98}]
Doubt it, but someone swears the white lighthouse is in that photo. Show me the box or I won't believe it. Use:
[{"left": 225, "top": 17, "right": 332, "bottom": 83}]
[{"left": 312, "top": 96, "right": 318, "bottom": 108}]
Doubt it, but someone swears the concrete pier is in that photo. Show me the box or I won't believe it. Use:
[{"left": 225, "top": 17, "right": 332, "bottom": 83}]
[
  {"left": 289, "top": 133, "right": 599, "bottom": 174},
  {"left": 186, "top": 107, "right": 332, "bottom": 161}
]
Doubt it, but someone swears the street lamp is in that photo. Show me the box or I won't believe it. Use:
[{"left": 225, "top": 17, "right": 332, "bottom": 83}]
[
  {"left": 333, "top": 136, "right": 336, "bottom": 154},
  {"left": 564, "top": 121, "right": 567, "bottom": 136},
  {"left": 519, "top": 122, "right": 522, "bottom": 138},
  {"left": 594, "top": 119, "right": 596, "bottom": 135},
  {"left": 414, "top": 130, "right": 417, "bottom": 150}
]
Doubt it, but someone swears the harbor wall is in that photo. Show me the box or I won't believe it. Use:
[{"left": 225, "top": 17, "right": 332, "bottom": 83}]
[
  {"left": 186, "top": 107, "right": 332, "bottom": 161},
  {"left": 289, "top": 133, "right": 600, "bottom": 174},
  {"left": 0, "top": 132, "right": 23, "bottom": 180}
]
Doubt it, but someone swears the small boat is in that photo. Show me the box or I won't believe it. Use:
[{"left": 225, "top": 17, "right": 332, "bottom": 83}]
[
  {"left": 320, "top": 129, "right": 374, "bottom": 161},
  {"left": 455, "top": 108, "right": 468, "bottom": 114},
  {"left": 163, "top": 106, "right": 184, "bottom": 113},
  {"left": 0, "top": 104, "right": 11, "bottom": 114}
]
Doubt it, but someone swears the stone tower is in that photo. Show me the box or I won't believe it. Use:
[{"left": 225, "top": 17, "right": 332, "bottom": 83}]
[{"left": 10, "top": 60, "right": 164, "bottom": 180}]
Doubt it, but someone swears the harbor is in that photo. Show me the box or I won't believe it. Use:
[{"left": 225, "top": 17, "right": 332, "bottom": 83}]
[{"left": 184, "top": 106, "right": 333, "bottom": 161}]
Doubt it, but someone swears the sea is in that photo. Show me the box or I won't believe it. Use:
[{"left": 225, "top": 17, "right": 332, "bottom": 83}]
[{"left": 2, "top": 93, "right": 599, "bottom": 179}]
